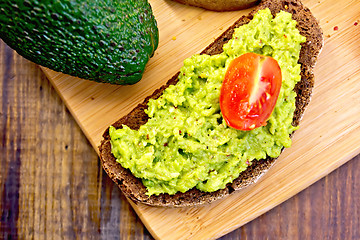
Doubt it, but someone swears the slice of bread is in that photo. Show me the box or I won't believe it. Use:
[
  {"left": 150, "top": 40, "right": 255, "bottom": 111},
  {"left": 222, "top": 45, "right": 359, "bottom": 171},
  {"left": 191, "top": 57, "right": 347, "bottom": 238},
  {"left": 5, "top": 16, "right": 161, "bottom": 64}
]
[
  {"left": 99, "top": 0, "right": 323, "bottom": 207},
  {"left": 172, "top": 0, "right": 259, "bottom": 11}
]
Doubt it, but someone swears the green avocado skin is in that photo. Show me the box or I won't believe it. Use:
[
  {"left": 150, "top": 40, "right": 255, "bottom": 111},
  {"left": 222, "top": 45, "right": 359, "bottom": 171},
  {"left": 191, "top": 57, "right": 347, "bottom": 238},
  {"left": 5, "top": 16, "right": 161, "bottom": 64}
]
[{"left": 0, "top": 0, "right": 159, "bottom": 85}]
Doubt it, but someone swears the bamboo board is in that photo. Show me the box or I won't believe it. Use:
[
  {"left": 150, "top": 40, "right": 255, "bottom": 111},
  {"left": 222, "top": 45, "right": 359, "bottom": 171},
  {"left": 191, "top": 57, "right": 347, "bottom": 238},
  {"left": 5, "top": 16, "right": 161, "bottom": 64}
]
[{"left": 41, "top": 0, "right": 360, "bottom": 239}]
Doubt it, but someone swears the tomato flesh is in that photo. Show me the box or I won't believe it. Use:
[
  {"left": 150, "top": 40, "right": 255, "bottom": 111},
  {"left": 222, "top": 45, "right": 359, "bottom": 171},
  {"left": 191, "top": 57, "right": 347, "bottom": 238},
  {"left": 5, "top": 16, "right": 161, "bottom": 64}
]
[{"left": 220, "top": 53, "right": 282, "bottom": 131}]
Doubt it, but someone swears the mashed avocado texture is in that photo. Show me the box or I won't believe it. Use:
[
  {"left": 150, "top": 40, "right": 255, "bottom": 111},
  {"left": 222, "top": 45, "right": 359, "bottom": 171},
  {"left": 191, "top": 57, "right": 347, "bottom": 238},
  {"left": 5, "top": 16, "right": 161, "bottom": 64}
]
[{"left": 110, "top": 9, "right": 306, "bottom": 195}]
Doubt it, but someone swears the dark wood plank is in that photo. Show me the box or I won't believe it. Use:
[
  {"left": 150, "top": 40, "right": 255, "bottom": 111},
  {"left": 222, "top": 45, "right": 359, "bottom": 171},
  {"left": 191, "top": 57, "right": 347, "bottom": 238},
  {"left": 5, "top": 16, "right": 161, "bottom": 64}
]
[
  {"left": 220, "top": 154, "right": 360, "bottom": 240},
  {"left": 0, "top": 41, "right": 152, "bottom": 240},
  {"left": 1, "top": 40, "right": 359, "bottom": 239}
]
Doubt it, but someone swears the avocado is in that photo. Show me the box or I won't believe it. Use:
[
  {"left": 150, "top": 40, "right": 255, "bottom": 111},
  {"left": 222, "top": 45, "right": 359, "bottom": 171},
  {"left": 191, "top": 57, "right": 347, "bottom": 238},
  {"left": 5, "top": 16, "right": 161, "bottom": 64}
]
[{"left": 0, "top": 0, "right": 159, "bottom": 85}]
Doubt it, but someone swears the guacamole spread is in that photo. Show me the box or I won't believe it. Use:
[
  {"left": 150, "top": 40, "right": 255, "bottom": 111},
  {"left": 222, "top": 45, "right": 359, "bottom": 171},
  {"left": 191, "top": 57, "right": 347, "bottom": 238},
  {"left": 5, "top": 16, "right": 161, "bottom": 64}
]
[{"left": 110, "top": 9, "right": 306, "bottom": 195}]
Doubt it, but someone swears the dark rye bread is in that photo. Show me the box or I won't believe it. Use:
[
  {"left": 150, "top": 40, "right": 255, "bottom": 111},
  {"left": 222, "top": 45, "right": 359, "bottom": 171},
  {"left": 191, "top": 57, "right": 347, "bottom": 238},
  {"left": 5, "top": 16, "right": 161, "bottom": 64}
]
[{"left": 99, "top": 0, "right": 323, "bottom": 207}]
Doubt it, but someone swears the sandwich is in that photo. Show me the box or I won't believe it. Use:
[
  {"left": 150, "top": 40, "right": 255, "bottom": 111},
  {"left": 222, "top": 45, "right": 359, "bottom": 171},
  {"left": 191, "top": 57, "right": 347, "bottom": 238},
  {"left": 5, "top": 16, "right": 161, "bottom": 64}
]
[{"left": 99, "top": 0, "right": 323, "bottom": 207}]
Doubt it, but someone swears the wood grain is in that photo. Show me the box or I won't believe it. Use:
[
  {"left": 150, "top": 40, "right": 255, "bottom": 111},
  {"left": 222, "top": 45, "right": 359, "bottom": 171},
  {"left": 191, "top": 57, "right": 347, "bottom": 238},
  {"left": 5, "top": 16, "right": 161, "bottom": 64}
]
[
  {"left": 0, "top": 41, "right": 152, "bottom": 240},
  {"left": 40, "top": 0, "right": 360, "bottom": 239},
  {"left": 0, "top": 39, "right": 359, "bottom": 239}
]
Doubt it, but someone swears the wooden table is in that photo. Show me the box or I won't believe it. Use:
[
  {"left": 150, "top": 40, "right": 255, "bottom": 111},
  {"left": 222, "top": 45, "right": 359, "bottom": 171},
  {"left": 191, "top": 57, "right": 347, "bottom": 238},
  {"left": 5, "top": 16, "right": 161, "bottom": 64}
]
[{"left": 1, "top": 37, "right": 360, "bottom": 239}]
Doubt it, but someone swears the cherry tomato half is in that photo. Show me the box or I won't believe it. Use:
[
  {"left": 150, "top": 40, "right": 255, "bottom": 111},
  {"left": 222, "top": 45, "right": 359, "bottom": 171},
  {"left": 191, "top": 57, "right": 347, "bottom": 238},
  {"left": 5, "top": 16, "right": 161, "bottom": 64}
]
[{"left": 220, "top": 53, "right": 282, "bottom": 131}]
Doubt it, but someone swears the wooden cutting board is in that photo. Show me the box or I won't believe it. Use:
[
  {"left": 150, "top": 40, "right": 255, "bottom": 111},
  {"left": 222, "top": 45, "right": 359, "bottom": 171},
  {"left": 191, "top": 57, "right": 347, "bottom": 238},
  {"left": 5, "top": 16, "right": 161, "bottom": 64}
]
[{"left": 41, "top": 0, "right": 360, "bottom": 239}]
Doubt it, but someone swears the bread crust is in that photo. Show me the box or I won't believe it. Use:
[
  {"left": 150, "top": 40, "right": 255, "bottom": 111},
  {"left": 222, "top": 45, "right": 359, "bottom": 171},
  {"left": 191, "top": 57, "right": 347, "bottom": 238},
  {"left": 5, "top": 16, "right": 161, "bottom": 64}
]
[
  {"left": 172, "top": 0, "right": 260, "bottom": 11},
  {"left": 99, "top": 0, "right": 323, "bottom": 207}
]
